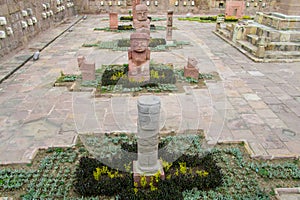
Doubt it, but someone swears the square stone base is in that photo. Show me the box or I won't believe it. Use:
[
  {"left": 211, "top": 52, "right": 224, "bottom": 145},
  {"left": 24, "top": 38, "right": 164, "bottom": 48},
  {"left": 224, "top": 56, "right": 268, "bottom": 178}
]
[
  {"left": 184, "top": 66, "right": 199, "bottom": 80},
  {"left": 133, "top": 160, "right": 165, "bottom": 188}
]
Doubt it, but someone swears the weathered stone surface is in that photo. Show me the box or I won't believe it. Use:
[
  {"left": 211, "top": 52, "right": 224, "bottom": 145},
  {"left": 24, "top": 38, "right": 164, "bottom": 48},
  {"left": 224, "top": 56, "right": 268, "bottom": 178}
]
[
  {"left": 166, "top": 10, "right": 173, "bottom": 41},
  {"left": 109, "top": 12, "right": 118, "bottom": 30},
  {"left": 136, "top": 95, "right": 161, "bottom": 173},
  {"left": 0, "top": 0, "right": 76, "bottom": 59},
  {"left": 184, "top": 57, "right": 199, "bottom": 79},
  {"left": 278, "top": 0, "right": 300, "bottom": 15},
  {"left": 128, "top": 32, "right": 150, "bottom": 82},
  {"left": 133, "top": 4, "right": 150, "bottom": 35},
  {"left": 132, "top": 0, "right": 141, "bottom": 25},
  {"left": 225, "top": 1, "right": 245, "bottom": 18},
  {"left": 80, "top": 60, "right": 95, "bottom": 81},
  {"left": 77, "top": 55, "right": 85, "bottom": 68}
]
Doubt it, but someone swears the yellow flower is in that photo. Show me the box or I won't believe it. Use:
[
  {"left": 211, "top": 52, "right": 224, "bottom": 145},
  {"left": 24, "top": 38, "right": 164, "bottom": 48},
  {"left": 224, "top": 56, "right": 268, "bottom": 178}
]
[{"left": 196, "top": 170, "right": 209, "bottom": 177}]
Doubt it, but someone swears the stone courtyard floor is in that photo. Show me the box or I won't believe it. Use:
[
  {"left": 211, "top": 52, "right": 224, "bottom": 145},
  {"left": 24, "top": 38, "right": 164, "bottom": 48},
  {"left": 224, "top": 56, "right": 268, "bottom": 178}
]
[{"left": 0, "top": 15, "right": 299, "bottom": 168}]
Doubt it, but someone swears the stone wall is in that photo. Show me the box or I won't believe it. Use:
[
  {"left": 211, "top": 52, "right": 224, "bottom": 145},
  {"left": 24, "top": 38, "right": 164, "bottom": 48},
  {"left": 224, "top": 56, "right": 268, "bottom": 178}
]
[
  {"left": 210, "top": 0, "right": 279, "bottom": 16},
  {"left": 278, "top": 0, "right": 300, "bottom": 16},
  {"left": 0, "top": 0, "right": 76, "bottom": 59},
  {"left": 73, "top": 0, "right": 209, "bottom": 14},
  {"left": 73, "top": 0, "right": 280, "bottom": 15}
]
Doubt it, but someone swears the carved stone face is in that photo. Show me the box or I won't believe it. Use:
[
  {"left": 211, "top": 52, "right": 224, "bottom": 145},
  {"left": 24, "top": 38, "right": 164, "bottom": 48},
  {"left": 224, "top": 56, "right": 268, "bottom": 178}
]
[
  {"left": 132, "top": 39, "right": 148, "bottom": 52},
  {"left": 136, "top": 4, "right": 148, "bottom": 21},
  {"left": 188, "top": 57, "right": 198, "bottom": 67}
]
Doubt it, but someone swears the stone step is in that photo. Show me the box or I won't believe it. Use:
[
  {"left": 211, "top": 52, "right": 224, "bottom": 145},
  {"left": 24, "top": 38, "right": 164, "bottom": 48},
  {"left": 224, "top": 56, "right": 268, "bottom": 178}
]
[
  {"left": 254, "top": 25, "right": 300, "bottom": 42},
  {"left": 265, "top": 50, "right": 300, "bottom": 59},
  {"left": 217, "top": 28, "right": 231, "bottom": 39},
  {"left": 237, "top": 40, "right": 258, "bottom": 55},
  {"left": 255, "top": 12, "right": 300, "bottom": 31},
  {"left": 267, "top": 42, "right": 300, "bottom": 51},
  {"left": 247, "top": 34, "right": 259, "bottom": 45}
]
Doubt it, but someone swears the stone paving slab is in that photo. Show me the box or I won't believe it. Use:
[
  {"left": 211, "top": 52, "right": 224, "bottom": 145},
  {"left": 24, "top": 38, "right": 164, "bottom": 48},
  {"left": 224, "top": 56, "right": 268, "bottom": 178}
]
[{"left": 0, "top": 15, "right": 299, "bottom": 165}]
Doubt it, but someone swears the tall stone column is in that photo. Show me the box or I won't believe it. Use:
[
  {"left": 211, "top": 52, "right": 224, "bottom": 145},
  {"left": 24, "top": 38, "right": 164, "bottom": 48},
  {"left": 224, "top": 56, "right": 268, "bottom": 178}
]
[
  {"left": 133, "top": 95, "right": 165, "bottom": 187},
  {"left": 136, "top": 95, "right": 161, "bottom": 172},
  {"left": 132, "top": 0, "right": 141, "bottom": 26},
  {"left": 166, "top": 10, "right": 173, "bottom": 41}
]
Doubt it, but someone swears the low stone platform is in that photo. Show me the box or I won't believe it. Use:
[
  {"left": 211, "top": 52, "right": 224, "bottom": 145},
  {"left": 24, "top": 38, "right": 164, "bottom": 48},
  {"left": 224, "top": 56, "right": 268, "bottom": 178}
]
[{"left": 215, "top": 12, "right": 300, "bottom": 62}]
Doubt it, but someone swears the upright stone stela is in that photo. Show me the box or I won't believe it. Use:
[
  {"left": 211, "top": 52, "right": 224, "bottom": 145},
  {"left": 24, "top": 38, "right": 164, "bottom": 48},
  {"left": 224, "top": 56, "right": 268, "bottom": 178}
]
[
  {"left": 134, "top": 4, "right": 151, "bottom": 36},
  {"left": 128, "top": 32, "right": 150, "bottom": 81},
  {"left": 133, "top": 96, "right": 165, "bottom": 186},
  {"left": 184, "top": 57, "right": 199, "bottom": 79},
  {"left": 132, "top": 0, "right": 141, "bottom": 27},
  {"left": 128, "top": 4, "right": 151, "bottom": 82},
  {"left": 109, "top": 12, "right": 118, "bottom": 30},
  {"left": 166, "top": 10, "right": 173, "bottom": 41}
]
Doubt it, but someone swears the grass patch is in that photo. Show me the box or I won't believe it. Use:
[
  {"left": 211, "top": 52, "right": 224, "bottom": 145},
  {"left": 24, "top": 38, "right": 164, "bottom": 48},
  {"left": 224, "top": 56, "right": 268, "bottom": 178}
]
[
  {"left": 83, "top": 39, "right": 190, "bottom": 52},
  {"left": 178, "top": 16, "right": 241, "bottom": 23},
  {"left": 55, "top": 71, "right": 77, "bottom": 83}
]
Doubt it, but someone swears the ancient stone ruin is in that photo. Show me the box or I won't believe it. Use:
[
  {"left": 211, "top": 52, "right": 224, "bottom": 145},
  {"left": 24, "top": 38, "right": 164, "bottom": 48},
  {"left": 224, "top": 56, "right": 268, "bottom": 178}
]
[
  {"left": 128, "top": 32, "right": 151, "bottom": 82},
  {"left": 77, "top": 56, "right": 96, "bottom": 81},
  {"left": 132, "top": 0, "right": 141, "bottom": 26},
  {"left": 109, "top": 12, "right": 118, "bottom": 30},
  {"left": 225, "top": 1, "right": 245, "bottom": 18},
  {"left": 215, "top": 1, "right": 300, "bottom": 62},
  {"left": 184, "top": 57, "right": 199, "bottom": 79},
  {"left": 127, "top": 3, "right": 152, "bottom": 82},
  {"left": 133, "top": 95, "right": 165, "bottom": 186},
  {"left": 133, "top": 4, "right": 150, "bottom": 35},
  {"left": 166, "top": 10, "right": 173, "bottom": 41}
]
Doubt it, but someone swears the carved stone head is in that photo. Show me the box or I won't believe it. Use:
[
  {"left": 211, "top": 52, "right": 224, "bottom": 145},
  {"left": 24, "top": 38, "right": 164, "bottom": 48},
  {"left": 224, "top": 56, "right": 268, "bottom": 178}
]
[
  {"left": 187, "top": 57, "right": 198, "bottom": 68},
  {"left": 136, "top": 4, "right": 148, "bottom": 21},
  {"left": 130, "top": 32, "right": 149, "bottom": 53}
]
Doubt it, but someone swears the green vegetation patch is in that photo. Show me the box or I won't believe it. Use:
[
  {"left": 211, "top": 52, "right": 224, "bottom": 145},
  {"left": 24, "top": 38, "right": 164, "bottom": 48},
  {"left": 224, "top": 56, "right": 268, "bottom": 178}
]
[
  {"left": 100, "top": 63, "right": 176, "bottom": 92},
  {"left": 55, "top": 71, "right": 77, "bottom": 83},
  {"left": 117, "top": 38, "right": 166, "bottom": 48},
  {"left": 83, "top": 39, "right": 190, "bottom": 52},
  {"left": 178, "top": 15, "right": 244, "bottom": 23}
]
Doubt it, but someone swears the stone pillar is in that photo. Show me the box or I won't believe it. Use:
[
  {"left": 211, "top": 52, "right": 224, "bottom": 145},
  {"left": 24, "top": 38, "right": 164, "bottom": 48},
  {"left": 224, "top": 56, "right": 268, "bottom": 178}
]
[
  {"left": 166, "top": 10, "right": 173, "bottom": 41},
  {"left": 133, "top": 96, "right": 164, "bottom": 186},
  {"left": 216, "top": 16, "right": 224, "bottom": 31},
  {"left": 256, "top": 37, "right": 266, "bottom": 58},
  {"left": 132, "top": 0, "right": 141, "bottom": 26},
  {"left": 136, "top": 95, "right": 160, "bottom": 172},
  {"left": 133, "top": 4, "right": 150, "bottom": 35},
  {"left": 109, "top": 12, "right": 118, "bottom": 30}
]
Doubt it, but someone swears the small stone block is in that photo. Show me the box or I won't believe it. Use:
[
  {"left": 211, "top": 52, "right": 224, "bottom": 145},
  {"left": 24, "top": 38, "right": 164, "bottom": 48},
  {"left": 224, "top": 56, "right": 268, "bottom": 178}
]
[
  {"left": 184, "top": 66, "right": 199, "bottom": 79},
  {"left": 81, "top": 62, "right": 96, "bottom": 81}
]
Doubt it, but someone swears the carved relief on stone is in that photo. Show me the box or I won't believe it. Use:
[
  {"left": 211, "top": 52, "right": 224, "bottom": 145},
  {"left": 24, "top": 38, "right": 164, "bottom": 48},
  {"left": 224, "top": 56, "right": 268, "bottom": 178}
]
[
  {"left": 184, "top": 57, "right": 199, "bottom": 79},
  {"left": 133, "top": 4, "right": 150, "bottom": 35},
  {"left": 128, "top": 32, "right": 150, "bottom": 81}
]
